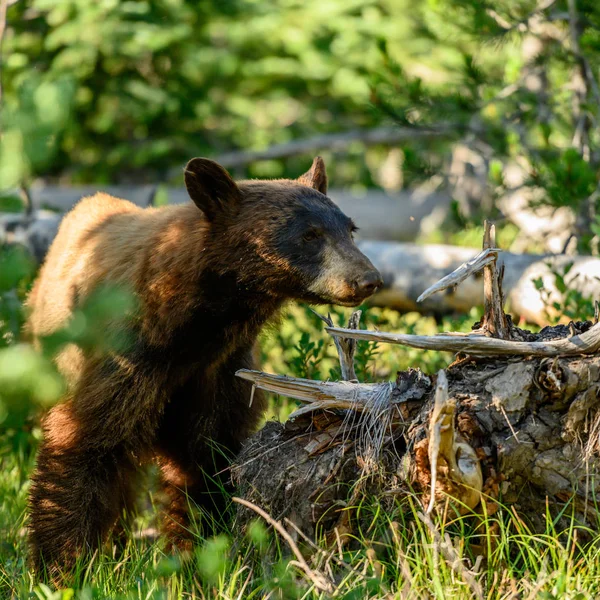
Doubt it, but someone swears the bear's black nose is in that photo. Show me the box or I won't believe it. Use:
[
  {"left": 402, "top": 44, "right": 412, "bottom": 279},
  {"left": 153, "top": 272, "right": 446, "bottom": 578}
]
[{"left": 355, "top": 270, "right": 383, "bottom": 296}]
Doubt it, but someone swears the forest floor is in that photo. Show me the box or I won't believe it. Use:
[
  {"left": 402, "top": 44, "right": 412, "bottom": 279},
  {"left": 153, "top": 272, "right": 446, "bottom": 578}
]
[{"left": 2, "top": 306, "right": 600, "bottom": 599}]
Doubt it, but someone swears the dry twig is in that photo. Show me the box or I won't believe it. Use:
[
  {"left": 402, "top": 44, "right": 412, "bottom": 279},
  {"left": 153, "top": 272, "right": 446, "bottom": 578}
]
[
  {"left": 312, "top": 309, "right": 361, "bottom": 380},
  {"left": 232, "top": 497, "right": 334, "bottom": 594},
  {"left": 481, "top": 221, "right": 510, "bottom": 338},
  {"left": 417, "top": 247, "right": 499, "bottom": 304}
]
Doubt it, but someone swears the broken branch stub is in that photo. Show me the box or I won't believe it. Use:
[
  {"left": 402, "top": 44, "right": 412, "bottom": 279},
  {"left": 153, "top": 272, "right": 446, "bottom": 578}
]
[
  {"left": 481, "top": 220, "right": 510, "bottom": 339},
  {"left": 236, "top": 369, "right": 390, "bottom": 419},
  {"left": 419, "top": 220, "right": 511, "bottom": 339},
  {"left": 416, "top": 246, "right": 500, "bottom": 304},
  {"left": 312, "top": 309, "right": 361, "bottom": 381}
]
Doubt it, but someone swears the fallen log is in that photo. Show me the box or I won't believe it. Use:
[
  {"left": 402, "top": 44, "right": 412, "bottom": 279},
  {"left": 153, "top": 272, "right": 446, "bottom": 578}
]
[
  {"left": 3, "top": 209, "right": 599, "bottom": 325},
  {"left": 363, "top": 240, "right": 600, "bottom": 324},
  {"left": 0, "top": 183, "right": 451, "bottom": 242},
  {"left": 0, "top": 211, "right": 62, "bottom": 263}
]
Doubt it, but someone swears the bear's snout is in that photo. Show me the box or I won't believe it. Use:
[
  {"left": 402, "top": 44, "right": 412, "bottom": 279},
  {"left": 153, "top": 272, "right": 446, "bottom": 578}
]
[
  {"left": 307, "top": 242, "right": 382, "bottom": 307},
  {"left": 353, "top": 270, "right": 383, "bottom": 297}
]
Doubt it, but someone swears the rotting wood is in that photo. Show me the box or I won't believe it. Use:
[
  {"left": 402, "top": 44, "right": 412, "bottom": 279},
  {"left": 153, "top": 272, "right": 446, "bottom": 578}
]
[
  {"left": 426, "top": 370, "right": 483, "bottom": 515},
  {"left": 234, "top": 353, "right": 600, "bottom": 539}
]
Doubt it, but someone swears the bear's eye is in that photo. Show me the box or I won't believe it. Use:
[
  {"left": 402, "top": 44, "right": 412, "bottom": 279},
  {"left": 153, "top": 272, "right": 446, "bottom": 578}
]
[{"left": 303, "top": 230, "right": 321, "bottom": 243}]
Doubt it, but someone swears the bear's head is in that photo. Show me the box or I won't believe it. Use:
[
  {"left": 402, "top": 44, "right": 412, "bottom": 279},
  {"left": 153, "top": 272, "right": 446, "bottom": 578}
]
[{"left": 184, "top": 156, "right": 382, "bottom": 307}]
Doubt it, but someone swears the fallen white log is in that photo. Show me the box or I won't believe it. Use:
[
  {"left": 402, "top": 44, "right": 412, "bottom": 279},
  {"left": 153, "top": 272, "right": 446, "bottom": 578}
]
[
  {"left": 2, "top": 183, "right": 452, "bottom": 242},
  {"left": 362, "top": 240, "right": 600, "bottom": 324},
  {"left": 0, "top": 210, "right": 62, "bottom": 263},
  {"left": 3, "top": 213, "right": 599, "bottom": 326}
]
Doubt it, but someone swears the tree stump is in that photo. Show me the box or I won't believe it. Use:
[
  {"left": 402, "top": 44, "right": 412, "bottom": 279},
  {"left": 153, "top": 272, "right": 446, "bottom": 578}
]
[{"left": 233, "top": 327, "right": 600, "bottom": 542}]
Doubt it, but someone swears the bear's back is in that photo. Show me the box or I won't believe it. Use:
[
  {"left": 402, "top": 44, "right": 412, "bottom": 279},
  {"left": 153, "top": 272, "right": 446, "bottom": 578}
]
[{"left": 27, "top": 193, "right": 151, "bottom": 342}]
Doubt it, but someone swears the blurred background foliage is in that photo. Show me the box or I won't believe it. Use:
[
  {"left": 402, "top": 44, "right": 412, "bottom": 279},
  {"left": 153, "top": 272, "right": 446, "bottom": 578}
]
[
  {"left": 2, "top": 0, "right": 600, "bottom": 444},
  {"left": 4, "top": 0, "right": 421, "bottom": 185},
  {"left": 0, "top": 0, "right": 593, "bottom": 191},
  {"left": 2, "top": 0, "right": 599, "bottom": 245},
  {"left": 2, "top": 1, "right": 600, "bottom": 595}
]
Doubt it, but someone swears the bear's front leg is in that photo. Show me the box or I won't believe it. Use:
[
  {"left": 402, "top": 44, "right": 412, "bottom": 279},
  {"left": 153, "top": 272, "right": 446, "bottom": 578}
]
[
  {"left": 28, "top": 403, "right": 140, "bottom": 580},
  {"left": 155, "top": 348, "right": 266, "bottom": 550},
  {"left": 28, "top": 356, "right": 165, "bottom": 581}
]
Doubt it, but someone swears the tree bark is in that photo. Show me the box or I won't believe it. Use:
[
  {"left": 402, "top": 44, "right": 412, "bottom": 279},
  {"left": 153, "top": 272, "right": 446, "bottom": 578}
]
[{"left": 233, "top": 348, "right": 600, "bottom": 540}]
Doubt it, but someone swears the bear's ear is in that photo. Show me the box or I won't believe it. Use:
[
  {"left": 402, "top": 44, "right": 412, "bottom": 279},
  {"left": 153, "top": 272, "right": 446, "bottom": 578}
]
[
  {"left": 297, "top": 156, "right": 328, "bottom": 194},
  {"left": 184, "top": 158, "right": 241, "bottom": 221}
]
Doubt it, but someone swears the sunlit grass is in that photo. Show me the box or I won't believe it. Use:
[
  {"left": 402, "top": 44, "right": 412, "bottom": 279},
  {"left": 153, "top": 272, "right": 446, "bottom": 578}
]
[
  {"left": 1, "top": 258, "right": 597, "bottom": 599},
  {"left": 2, "top": 442, "right": 600, "bottom": 599}
]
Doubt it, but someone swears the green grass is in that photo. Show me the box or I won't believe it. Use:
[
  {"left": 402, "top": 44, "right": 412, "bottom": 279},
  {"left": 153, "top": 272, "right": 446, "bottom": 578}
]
[
  {"left": 1, "top": 304, "right": 599, "bottom": 599},
  {"left": 2, "top": 444, "right": 600, "bottom": 599}
]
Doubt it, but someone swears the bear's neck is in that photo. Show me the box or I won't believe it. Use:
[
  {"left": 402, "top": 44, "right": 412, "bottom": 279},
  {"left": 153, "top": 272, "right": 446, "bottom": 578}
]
[
  {"left": 140, "top": 205, "right": 284, "bottom": 361},
  {"left": 161, "top": 278, "right": 282, "bottom": 367}
]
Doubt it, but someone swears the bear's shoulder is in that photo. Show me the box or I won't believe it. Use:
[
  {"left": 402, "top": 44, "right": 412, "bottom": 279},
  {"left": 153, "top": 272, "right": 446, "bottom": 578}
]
[{"left": 69, "top": 192, "right": 141, "bottom": 220}]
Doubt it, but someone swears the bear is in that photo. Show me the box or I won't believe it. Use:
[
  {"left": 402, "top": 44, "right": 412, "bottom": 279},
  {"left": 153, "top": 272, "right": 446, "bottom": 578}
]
[{"left": 26, "top": 156, "right": 382, "bottom": 579}]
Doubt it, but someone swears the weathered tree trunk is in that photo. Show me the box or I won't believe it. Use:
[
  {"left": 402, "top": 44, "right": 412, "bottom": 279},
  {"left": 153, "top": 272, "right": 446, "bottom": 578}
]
[{"left": 232, "top": 340, "right": 600, "bottom": 541}]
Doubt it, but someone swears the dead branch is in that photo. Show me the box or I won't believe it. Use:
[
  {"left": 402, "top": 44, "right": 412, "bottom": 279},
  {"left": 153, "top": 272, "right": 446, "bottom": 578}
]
[
  {"left": 312, "top": 310, "right": 361, "bottom": 381},
  {"left": 416, "top": 247, "right": 499, "bottom": 303},
  {"left": 326, "top": 321, "right": 600, "bottom": 356},
  {"left": 481, "top": 221, "right": 510, "bottom": 339},
  {"left": 211, "top": 125, "right": 457, "bottom": 169},
  {"left": 236, "top": 369, "right": 395, "bottom": 416}
]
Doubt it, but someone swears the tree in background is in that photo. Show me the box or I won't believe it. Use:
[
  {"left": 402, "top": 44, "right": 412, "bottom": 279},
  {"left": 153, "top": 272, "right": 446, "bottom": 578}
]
[
  {"left": 371, "top": 0, "right": 600, "bottom": 252},
  {"left": 2, "top": 0, "right": 427, "bottom": 185},
  {"left": 3, "top": 1, "right": 599, "bottom": 256}
]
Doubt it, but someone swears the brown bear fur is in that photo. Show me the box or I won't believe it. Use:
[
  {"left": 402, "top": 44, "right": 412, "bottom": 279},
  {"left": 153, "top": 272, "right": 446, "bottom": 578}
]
[{"left": 26, "top": 157, "right": 381, "bottom": 579}]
